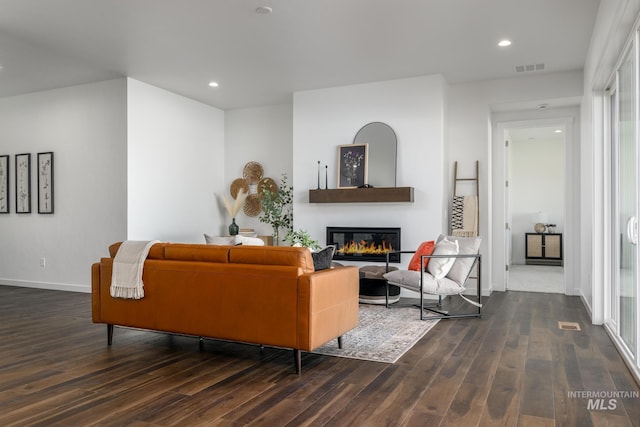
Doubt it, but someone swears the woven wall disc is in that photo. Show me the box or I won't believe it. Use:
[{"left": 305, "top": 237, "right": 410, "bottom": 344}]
[
  {"left": 242, "top": 161, "right": 264, "bottom": 185},
  {"left": 230, "top": 178, "right": 249, "bottom": 199},
  {"left": 258, "top": 177, "right": 277, "bottom": 195},
  {"left": 243, "top": 193, "right": 261, "bottom": 217}
]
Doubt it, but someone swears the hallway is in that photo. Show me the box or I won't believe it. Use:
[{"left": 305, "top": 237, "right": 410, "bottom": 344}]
[{"left": 508, "top": 264, "right": 564, "bottom": 293}]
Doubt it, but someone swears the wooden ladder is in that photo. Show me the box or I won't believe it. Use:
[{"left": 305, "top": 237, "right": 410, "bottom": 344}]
[{"left": 451, "top": 160, "right": 480, "bottom": 235}]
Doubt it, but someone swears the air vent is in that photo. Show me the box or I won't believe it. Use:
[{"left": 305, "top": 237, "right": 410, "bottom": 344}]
[
  {"left": 515, "top": 63, "right": 545, "bottom": 73},
  {"left": 558, "top": 321, "right": 581, "bottom": 331}
]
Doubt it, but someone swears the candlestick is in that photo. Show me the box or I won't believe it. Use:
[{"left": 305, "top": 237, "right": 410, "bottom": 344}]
[
  {"left": 325, "top": 165, "right": 328, "bottom": 189},
  {"left": 317, "top": 161, "right": 321, "bottom": 189}
]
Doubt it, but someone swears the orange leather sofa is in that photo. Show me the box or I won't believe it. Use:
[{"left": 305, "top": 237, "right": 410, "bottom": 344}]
[{"left": 91, "top": 242, "right": 359, "bottom": 373}]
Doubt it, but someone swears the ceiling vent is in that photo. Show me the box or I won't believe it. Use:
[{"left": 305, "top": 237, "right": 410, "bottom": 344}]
[{"left": 515, "top": 63, "right": 545, "bottom": 73}]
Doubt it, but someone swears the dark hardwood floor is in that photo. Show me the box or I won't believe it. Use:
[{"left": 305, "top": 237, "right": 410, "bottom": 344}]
[{"left": 0, "top": 285, "right": 638, "bottom": 426}]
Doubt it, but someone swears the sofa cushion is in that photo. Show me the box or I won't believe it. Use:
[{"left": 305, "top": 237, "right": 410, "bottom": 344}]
[
  {"left": 228, "top": 246, "right": 314, "bottom": 273},
  {"left": 163, "top": 244, "right": 230, "bottom": 263}
]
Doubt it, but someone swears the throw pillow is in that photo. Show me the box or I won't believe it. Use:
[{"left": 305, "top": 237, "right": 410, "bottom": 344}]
[
  {"left": 437, "top": 235, "right": 481, "bottom": 286},
  {"left": 427, "top": 237, "right": 459, "bottom": 279},
  {"left": 233, "top": 235, "right": 265, "bottom": 246},
  {"left": 408, "top": 240, "right": 436, "bottom": 271},
  {"left": 311, "top": 245, "right": 336, "bottom": 271},
  {"left": 204, "top": 234, "right": 236, "bottom": 245}
]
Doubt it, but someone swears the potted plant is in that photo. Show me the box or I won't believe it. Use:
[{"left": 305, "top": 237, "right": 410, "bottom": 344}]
[
  {"left": 220, "top": 188, "right": 248, "bottom": 235},
  {"left": 285, "top": 229, "right": 321, "bottom": 250},
  {"left": 259, "top": 173, "right": 293, "bottom": 244}
]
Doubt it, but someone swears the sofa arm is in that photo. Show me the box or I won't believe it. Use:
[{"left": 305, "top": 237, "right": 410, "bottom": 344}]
[{"left": 296, "top": 266, "right": 359, "bottom": 351}]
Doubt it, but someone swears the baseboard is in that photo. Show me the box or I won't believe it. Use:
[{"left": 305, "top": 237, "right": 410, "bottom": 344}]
[
  {"left": 603, "top": 322, "right": 640, "bottom": 385},
  {"left": 579, "top": 292, "right": 596, "bottom": 323},
  {"left": 0, "top": 279, "right": 90, "bottom": 293}
]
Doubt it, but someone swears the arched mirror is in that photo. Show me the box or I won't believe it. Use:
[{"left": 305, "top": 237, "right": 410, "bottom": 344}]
[{"left": 353, "top": 122, "right": 397, "bottom": 187}]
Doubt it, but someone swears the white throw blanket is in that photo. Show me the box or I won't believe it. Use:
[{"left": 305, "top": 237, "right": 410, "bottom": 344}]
[
  {"left": 110, "top": 240, "right": 159, "bottom": 299},
  {"left": 451, "top": 195, "right": 478, "bottom": 237}
]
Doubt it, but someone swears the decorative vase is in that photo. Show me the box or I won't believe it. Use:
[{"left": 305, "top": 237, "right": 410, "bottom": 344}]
[{"left": 229, "top": 218, "right": 239, "bottom": 236}]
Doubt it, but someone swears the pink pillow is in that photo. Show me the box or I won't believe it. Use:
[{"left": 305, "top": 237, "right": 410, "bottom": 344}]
[{"left": 408, "top": 241, "right": 436, "bottom": 271}]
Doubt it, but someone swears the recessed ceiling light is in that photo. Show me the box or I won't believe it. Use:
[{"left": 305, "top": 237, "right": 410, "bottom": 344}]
[
  {"left": 256, "top": 6, "right": 273, "bottom": 14},
  {"left": 208, "top": 81, "right": 219, "bottom": 88},
  {"left": 554, "top": 129, "right": 563, "bottom": 133},
  {"left": 498, "top": 39, "right": 512, "bottom": 47}
]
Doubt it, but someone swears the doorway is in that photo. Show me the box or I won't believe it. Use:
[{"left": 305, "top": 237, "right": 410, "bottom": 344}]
[
  {"left": 492, "top": 115, "right": 573, "bottom": 295},
  {"left": 505, "top": 125, "right": 565, "bottom": 293}
]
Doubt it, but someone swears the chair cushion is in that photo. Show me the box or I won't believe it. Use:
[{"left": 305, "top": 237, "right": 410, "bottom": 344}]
[
  {"left": 383, "top": 270, "right": 463, "bottom": 295},
  {"left": 427, "top": 237, "right": 459, "bottom": 279},
  {"left": 408, "top": 240, "right": 436, "bottom": 271},
  {"left": 437, "top": 235, "right": 481, "bottom": 286}
]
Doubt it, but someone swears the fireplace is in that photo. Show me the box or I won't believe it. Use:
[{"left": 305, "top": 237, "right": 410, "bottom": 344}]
[{"left": 327, "top": 227, "right": 401, "bottom": 263}]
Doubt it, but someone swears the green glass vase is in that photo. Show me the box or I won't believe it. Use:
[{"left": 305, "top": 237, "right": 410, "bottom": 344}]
[{"left": 228, "top": 218, "right": 239, "bottom": 236}]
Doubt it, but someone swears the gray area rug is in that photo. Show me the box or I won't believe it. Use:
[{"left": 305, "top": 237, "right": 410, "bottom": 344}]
[{"left": 313, "top": 304, "right": 439, "bottom": 364}]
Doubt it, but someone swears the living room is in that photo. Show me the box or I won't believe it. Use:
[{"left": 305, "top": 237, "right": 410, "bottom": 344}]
[
  {"left": 0, "top": 71, "right": 583, "bottom": 296},
  {"left": 2, "top": 1, "right": 640, "bottom": 423}
]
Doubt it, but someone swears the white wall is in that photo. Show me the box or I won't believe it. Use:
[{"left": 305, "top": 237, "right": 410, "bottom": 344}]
[
  {"left": 0, "top": 79, "right": 128, "bottom": 292},
  {"left": 292, "top": 75, "right": 450, "bottom": 289},
  {"left": 127, "top": 79, "right": 225, "bottom": 243},
  {"left": 224, "top": 104, "right": 293, "bottom": 237},
  {"left": 509, "top": 135, "right": 564, "bottom": 264},
  {"left": 449, "top": 72, "right": 583, "bottom": 293}
]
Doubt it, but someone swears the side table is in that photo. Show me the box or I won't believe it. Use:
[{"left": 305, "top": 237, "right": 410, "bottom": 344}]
[{"left": 359, "top": 265, "right": 400, "bottom": 304}]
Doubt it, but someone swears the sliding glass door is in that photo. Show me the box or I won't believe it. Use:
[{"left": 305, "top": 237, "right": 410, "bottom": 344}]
[{"left": 616, "top": 42, "right": 638, "bottom": 356}]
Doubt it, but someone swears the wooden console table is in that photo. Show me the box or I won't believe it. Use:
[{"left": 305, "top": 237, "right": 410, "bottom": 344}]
[{"left": 525, "top": 233, "right": 563, "bottom": 266}]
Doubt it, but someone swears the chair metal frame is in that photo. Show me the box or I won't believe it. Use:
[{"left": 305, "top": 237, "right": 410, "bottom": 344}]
[{"left": 385, "top": 251, "right": 482, "bottom": 320}]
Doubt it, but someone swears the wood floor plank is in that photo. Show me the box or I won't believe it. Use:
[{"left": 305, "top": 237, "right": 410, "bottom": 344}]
[
  {"left": 478, "top": 331, "right": 529, "bottom": 426},
  {"left": 517, "top": 414, "right": 556, "bottom": 427},
  {"left": 439, "top": 293, "right": 519, "bottom": 426},
  {"left": 403, "top": 322, "right": 475, "bottom": 419},
  {"left": 0, "top": 285, "right": 638, "bottom": 426}
]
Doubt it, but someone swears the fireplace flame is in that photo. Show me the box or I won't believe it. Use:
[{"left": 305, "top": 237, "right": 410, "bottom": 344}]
[{"left": 336, "top": 240, "right": 394, "bottom": 256}]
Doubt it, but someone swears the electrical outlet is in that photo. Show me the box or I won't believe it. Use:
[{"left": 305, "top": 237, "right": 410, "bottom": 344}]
[{"left": 40, "top": 257, "right": 46, "bottom": 267}]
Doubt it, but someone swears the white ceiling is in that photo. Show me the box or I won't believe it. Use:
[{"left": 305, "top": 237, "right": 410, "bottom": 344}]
[
  {"left": 0, "top": 0, "right": 600, "bottom": 110},
  {"left": 509, "top": 126, "right": 566, "bottom": 145}
]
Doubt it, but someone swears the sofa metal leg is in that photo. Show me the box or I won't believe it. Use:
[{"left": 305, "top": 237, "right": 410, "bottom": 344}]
[
  {"left": 107, "top": 324, "right": 114, "bottom": 345},
  {"left": 337, "top": 336, "right": 343, "bottom": 349},
  {"left": 293, "top": 349, "right": 301, "bottom": 374}
]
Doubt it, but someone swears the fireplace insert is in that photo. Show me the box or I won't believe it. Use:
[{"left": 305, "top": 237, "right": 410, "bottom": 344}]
[{"left": 327, "top": 227, "right": 401, "bottom": 263}]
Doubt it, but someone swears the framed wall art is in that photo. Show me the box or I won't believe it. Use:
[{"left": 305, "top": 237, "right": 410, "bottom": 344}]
[
  {"left": 38, "top": 152, "right": 54, "bottom": 214},
  {"left": 337, "top": 143, "right": 368, "bottom": 189},
  {"left": 15, "top": 153, "right": 31, "bottom": 214},
  {"left": 0, "top": 155, "right": 8, "bottom": 214}
]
